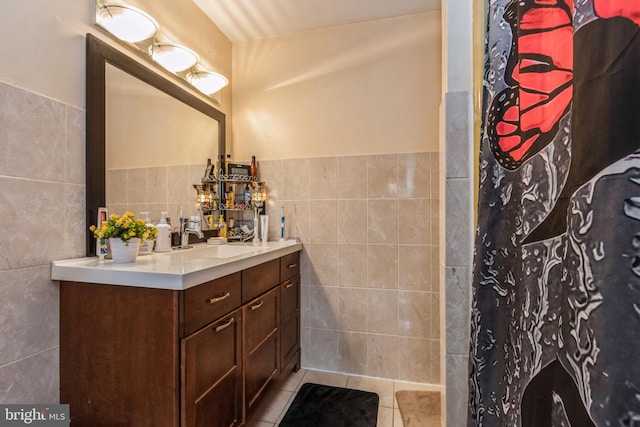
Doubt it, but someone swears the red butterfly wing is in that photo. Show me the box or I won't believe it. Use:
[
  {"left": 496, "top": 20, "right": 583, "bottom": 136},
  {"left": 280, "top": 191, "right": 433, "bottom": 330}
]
[{"left": 488, "top": 0, "right": 573, "bottom": 170}]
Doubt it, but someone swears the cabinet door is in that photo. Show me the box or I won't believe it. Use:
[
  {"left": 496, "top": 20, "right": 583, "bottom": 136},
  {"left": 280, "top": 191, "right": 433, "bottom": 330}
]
[
  {"left": 182, "top": 310, "right": 242, "bottom": 427},
  {"left": 280, "top": 276, "right": 300, "bottom": 369},
  {"left": 244, "top": 287, "right": 279, "bottom": 412}
]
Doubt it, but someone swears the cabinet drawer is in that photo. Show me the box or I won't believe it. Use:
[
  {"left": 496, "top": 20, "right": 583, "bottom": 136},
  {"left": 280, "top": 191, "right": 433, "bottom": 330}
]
[
  {"left": 280, "top": 252, "right": 300, "bottom": 283},
  {"left": 183, "top": 272, "right": 241, "bottom": 336},
  {"left": 280, "top": 276, "right": 299, "bottom": 320},
  {"left": 242, "top": 258, "right": 280, "bottom": 303},
  {"left": 182, "top": 310, "right": 241, "bottom": 427},
  {"left": 244, "top": 287, "right": 278, "bottom": 352}
]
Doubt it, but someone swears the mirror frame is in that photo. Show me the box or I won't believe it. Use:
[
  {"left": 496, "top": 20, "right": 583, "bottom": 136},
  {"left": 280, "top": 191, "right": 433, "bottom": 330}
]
[{"left": 85, "top": 33, "right": 226, "bottom": 256}]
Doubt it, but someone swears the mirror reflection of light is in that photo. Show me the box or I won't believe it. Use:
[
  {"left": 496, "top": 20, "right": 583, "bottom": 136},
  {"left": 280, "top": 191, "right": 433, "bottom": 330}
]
[
  {"left": 96, "top": 4, "right": 158, "bottom": 43},
  {"left": 149, "top": 42, "right": 199, "bottom": 73},
  {"left": 187, "top": 71, "right": 229, "bottom": 95}
]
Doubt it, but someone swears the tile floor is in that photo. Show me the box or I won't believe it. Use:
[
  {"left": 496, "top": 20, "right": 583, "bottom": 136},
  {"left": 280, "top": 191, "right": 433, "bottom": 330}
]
[{"left": 246, "top": 369, "right": 442, "bottom": 427}]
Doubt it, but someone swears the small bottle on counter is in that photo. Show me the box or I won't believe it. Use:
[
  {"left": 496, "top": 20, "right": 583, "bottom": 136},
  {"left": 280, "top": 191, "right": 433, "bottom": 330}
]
[
  {"left": 155, "top": 212, "right": 172, "bottom": 252},
  {"left": 217, "top": 214, "right": 227, "bottom": 238}
]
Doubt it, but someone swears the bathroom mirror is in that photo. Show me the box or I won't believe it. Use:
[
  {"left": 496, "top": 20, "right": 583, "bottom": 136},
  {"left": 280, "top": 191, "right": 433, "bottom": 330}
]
[{"left": 86, "top": 33, "right": 226, "bottom": 255}]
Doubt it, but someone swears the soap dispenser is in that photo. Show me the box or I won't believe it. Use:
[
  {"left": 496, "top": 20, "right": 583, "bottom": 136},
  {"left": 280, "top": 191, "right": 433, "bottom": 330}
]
[
  {"left": 155, "top": 212, "right": 172, "bottom": 252},
  {"left": 217, "top": 214, "right": 227, "bottom": 238}
]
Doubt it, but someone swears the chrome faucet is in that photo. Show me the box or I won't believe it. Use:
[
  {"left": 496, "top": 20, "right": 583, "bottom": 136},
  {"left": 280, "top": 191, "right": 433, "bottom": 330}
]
[{"left": 180, "top": 217, "right": 205, "bottom": 249}]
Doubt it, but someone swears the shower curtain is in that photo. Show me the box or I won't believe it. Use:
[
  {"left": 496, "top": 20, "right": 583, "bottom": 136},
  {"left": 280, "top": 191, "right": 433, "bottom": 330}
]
[{"left": 470, "top": 0, "right": 640, "bottom": 425}]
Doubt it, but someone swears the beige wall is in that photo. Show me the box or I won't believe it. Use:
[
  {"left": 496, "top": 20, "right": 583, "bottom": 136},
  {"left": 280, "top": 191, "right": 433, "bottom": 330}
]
[
  {"left": 231, "top": 11, "right": 441, "bottom": 161},
  {"left": 0, "top": 0, "right": 91, "bottom": 107}
]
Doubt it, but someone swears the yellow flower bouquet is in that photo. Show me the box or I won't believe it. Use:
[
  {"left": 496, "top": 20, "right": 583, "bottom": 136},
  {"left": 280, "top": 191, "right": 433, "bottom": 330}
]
[{"left": 90, "top": 211, "right": 158, "bottom": 245}]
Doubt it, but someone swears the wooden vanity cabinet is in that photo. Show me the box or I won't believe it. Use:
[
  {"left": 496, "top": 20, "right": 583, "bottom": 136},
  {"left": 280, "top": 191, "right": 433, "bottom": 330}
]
[{"left": 59, "top": 250, "right": 301, "bottom": 427}]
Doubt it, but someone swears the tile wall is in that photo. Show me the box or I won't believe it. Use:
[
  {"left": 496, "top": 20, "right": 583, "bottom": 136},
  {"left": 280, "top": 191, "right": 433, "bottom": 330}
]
[
  {"left": 442, "top": 90, "right": 474, "bottom": 426},
  {"left": 259, "top": 153, "right": 441, "bottom": 384},
  {"left": 0, "top": 82, "right": 86, "bottom": 402}
]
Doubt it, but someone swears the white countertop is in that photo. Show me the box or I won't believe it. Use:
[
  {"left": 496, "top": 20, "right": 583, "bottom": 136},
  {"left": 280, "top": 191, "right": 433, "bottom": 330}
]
[{"left": 51, "top": 241, "right": 303, "bottom": 290}]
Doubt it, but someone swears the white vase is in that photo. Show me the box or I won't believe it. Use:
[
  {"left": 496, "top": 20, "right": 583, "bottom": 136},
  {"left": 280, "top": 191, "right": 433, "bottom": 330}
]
[{"left": 109, "top": 238, "right": 141, "bottom": 263}]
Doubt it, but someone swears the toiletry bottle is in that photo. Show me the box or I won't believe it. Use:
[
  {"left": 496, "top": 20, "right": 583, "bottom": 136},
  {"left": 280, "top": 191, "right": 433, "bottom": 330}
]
[
  {"left": 250, "top": 155, "right": 258, "bottom": 180},
  {"left": 211, "top": 187, "right": 218, "bottom": 210},
  {"left": 139, "top": 212, "right": 155, "bottom": 254},
  {"left": 218, "top": 214, "right": 227, "bottom": 238},
  {"left": 96, "top": 207, "right": 108, "bottom": 260},
  {"left": 155, "top": 212, "right": 172, "bottom": 252},
  {"left": 260, "top": 215, "right": 269, "bottom": 242},
  {"left": 244, "top": 184, "right": 252, "bottom": 207},
  {"left": 227, "top": 186, "right": 234, "bottom": 208}
]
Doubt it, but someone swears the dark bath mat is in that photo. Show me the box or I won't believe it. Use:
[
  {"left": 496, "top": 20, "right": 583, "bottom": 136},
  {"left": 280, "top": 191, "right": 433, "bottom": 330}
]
[{"left": 279, "top": 382, "right": 379, "bottom": 427}]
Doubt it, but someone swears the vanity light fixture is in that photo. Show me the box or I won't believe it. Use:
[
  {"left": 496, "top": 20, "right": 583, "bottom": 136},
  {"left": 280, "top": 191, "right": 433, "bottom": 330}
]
[
  {"left": 186, "top": 70, "right": 228, "bottom": 95},
  {"left": 95, "top": 1, "right": 224, "bottom": 100},
  {"left": 149, "top": 42, "right": 199, "bottom": 73},
  {"left": 96, "top": 3, "right": 158, "bottom": 43}
]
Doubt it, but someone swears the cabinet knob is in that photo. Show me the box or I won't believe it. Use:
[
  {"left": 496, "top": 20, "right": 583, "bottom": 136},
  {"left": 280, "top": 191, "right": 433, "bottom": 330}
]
[
  {"left": 208, "top": 292, "right": 231, "bottom": 304},
  {"left": 214, "top": 317, "right": 234, "bottom": 332},
  {"left": 287, "top": 263, "right": 297, "bottom": 269},
  {"left": 250, "top": 300, "right": 264, "bottom": 311},
  {"left": 285, "top": 281, "right": 295, "bottom": 289}
]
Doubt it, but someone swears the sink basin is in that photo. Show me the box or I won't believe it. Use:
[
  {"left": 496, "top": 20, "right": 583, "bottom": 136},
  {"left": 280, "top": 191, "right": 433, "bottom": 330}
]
[
  {"left": 202, "top": 244, "right": 258, "bottom": 259},
  {"left": 161, "top": 244, "right": 259, "bottom": 259}
]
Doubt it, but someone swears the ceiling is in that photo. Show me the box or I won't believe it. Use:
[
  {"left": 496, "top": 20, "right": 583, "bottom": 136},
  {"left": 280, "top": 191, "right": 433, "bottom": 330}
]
[{"left": 193, "top": 0, "right": 441, "bottom": 42}]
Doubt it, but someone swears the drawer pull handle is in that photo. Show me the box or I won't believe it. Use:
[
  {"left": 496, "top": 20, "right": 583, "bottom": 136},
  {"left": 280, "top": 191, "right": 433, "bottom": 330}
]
[
  {"left": 288, "top": 263, "right": 297, "bottom": 269},
  {"left": 208, "top": 292, "right": 231, "bottom": 304},
  {"left": 214, "top": 318, "right": 234, "bottom": 332},
  {"left": 285, "top": 282, "right": 295, "bottom": 289},
  {"left": 250, "top": 300, "right": 264, "bottom": 311}
]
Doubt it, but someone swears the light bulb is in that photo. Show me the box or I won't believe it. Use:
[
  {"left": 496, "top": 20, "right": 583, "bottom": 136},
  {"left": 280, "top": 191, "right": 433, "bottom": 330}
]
[
  {"left": 187, "top": 71, "right": 229, "bottom": 95},
  {"left": 97, "top": 4, "right": 158, "bottom": 43}
]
